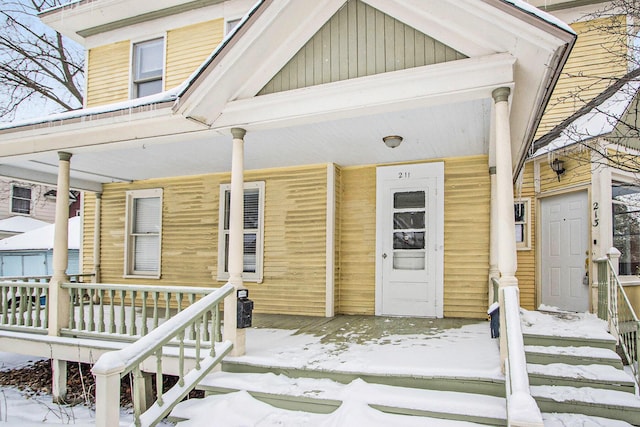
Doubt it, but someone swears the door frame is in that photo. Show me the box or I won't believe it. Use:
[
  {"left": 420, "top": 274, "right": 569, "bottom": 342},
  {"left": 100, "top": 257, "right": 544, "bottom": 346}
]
[
  {"left": 375, "top": 162, "right": 444, "bottom": 317},
  {"left": 536, "top": 187, "right": 591, "bottom": 311}
]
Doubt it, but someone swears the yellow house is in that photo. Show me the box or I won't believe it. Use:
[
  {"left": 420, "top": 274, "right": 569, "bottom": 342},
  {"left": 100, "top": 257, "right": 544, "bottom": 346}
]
[
  {"left": 515, "top": 1, "right": 640, "bottom": 314},
  {"left": 0, "top": 0, "right": 574, "bottom": 321}
]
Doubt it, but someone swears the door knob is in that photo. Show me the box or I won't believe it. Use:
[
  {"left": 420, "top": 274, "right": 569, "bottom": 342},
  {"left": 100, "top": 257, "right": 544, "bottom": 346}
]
[{"left": 382, "top": 253, "right": 387, "bottom": 259}]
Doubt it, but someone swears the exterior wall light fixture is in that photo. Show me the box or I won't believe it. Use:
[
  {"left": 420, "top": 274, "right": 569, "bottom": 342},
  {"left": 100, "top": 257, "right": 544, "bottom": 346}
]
[
  {"left": 550, "top": 158, "right": 565, "bottom": 181},
  {"left": 383, "top": 135, "right": 403, "bottom": 148}
]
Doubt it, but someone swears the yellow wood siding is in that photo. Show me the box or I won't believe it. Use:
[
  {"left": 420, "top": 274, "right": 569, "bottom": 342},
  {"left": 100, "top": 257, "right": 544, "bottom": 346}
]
[
  {"left": 338, "top": 166, "right": 376, "bottom": 314},
  {"left": 515, "top": 163, "right": 536, "bottom": 310},
  {"left": 259, "top": 0, "right": 465, "bottom": 95},
  {"left": 82, "top": 192, "right": 96, "bottom": 274},
  {"left": 442, "top": 156, "right": 490, "bottom": 319},
  {"left": 165, "top": 19, "right": 224, "bottom": 90},
  {"left": 93, "top": 165, "right": 329, "bottom": 316},
  {"left": 536, "top": 16, "right": 628, "bottom": 138},
  {"left": 86, "top": 41, "right": 130, "bottom": 107},
  {"left": 539, "top": 152, "right": 591, "bottom": 193}
]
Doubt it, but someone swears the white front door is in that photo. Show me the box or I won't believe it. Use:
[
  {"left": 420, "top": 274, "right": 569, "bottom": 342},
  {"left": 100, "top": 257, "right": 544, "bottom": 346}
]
[
  {"left": 376, "top": 163, "right": 444, "bottom": 317},
  {"left": 541, "top": 191, "right": 589, "bottom": 312}
]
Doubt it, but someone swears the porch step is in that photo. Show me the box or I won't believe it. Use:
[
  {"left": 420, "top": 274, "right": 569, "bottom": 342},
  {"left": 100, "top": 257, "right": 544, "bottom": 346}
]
[
  {"left": 188, "top": 371, "right": 507, "bottom": 426},
  {"left": 527, "top": 363, "right": 637, "bottom": 393},
  {"left": 221, "top": 360, "right": 505, "bottom": 397},
  {"left": 524, "top": 345, "right": 624, "bottom": 369},
  {"left": 523, "top": 332, "right": 617, "bottom": 351},
  {"left": 531, "top": 385, "right": 640, "bottom": 425}
]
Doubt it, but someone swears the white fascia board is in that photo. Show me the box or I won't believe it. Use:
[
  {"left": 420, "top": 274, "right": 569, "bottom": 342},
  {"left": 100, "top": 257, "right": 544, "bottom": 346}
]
[
  {"left": 213, "top": 53, "right": 516, "bottom": 132},
  {"left": 175, "top": 0, "right": 345, "bottom": 121},
  {"left": 0, "top": 109, "right": 206, "bottom": 158}
]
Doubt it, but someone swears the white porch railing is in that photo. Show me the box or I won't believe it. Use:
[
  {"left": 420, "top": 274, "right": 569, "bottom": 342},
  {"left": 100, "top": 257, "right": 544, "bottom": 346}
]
[
  {"left": 0, "top": 274, "right": 92, "bottom": 333},
  {"left": 502, "top": 285, "right": 544, "bottom": 427},
  {"left": 92, "top": 282, "right": 234, "bottom": 427},
  {"left": 595, "top": 255, "right": 640, "bottom": 387}
]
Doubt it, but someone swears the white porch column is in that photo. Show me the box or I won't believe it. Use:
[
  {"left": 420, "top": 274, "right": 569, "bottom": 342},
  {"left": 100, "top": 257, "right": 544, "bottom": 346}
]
[
  {"left": 48, "top": 151, "right": 72, "bottom": 403},
  {"left": 93, "top": 193, "right": 102, "bottom": 283},
  {"left": 493, "top": 87, "right": 519, "bottom": 369},
  {"left": 224, "top": 127, "right": 247, "bottom": 356},
  {"left": 489, "top": 166, "right": 499, "bottom": 304}
]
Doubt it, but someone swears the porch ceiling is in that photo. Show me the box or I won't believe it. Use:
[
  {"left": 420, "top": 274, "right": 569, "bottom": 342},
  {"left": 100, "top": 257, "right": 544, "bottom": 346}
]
[{"left": 0, "top": 97, "right": 490, "bottom": 192}]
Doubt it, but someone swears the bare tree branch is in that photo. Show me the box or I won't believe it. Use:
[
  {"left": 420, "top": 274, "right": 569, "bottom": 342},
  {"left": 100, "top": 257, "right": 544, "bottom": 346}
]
[{"left": 0, "top": 0, "right": 84, "bottom": 122}]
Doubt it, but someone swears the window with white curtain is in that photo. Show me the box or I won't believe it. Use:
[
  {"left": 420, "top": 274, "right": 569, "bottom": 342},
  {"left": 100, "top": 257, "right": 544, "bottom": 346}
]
[
  {"left": 11, "top": 185, "right": 31, "bottom": 215},
  {"left": 218, "top": 182, "right": 265, "bottom": 282},
  {"left": 125, "top": 189, "right": 162, "bottom": 277},
  {"left": 514, "top": 199, "right": 530, "bottom": 250}
]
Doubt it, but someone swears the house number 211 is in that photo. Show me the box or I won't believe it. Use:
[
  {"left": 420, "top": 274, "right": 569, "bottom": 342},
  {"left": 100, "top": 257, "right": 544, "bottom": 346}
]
[{"left": 398, "top": 172, "right": 411, "bottom": 179}]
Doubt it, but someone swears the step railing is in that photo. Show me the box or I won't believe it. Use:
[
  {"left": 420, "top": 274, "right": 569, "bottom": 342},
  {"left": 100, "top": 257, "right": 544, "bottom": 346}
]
[
  {"left": 60, "top": 282, "right": 217, "bottom": 341},
  {"left": 595, "top": 255, "right": 640, "bottom": 386},
  {"left": 0, "top": 274, "right": 92, "bottom": 333},
  {"left": 92, "top": 282, "right": 234, "bottom": 427},
  {"left": 502, "top": 285, "right": 544, "bottom": 427}
]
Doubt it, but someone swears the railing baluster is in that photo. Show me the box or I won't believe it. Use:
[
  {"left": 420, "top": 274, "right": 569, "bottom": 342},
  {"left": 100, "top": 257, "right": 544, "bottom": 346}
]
[
  {"left": 17, "top": 287, "right": 26, "bottom": 326},
  {"left": 156, "top": 350, "right": 164, "bottom": 407},
  {"left": 10, "top": 286, "right": 17, "bottom": 325},
  {"left": 98, "top": 289, "right": 105, "bottom": 333},
  {"left": 141, "top": 291, "right": 148, "bottom": 336},
  {"left": 88, "top": 288, "right": 95, "bottom": 332},
  {"left": 130, "top": 290, "right": 137, "bottom": 336},
  {"left": 152, "top": 292, "right": 159, "bottom": 330},
  {"left": 25, "top": 285, "right": 33, "bottom": 327},
  {"left": 109, "top": 290, "right": 115, "bottom": 334},
  {"left": 164, "top": 292, "right": 171, "bottom": 321},
  {"left": 43, "top": 285, "right": 49, "bottom": 329},
  {"left": 188, "top": 294, "right": 196, "bottom": 340},
  {"left": 178, "top": 331, "right": 185, "bottom": 387},
  {"left": 0, "top": 284, "right": 7, "bottom": 325},
  {"left": 119, "top": 290, "right": 126, "bottom": 335},
  {"left": 133, "top": 367, "right": 143, "bottom": 427},
  {"left": 177, "top": 292, "right": 183, "bottom": 314}
]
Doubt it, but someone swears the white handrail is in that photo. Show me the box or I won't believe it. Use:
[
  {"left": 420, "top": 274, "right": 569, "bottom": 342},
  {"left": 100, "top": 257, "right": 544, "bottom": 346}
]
[
  {"left": 502, "top": 286, "right": 544, "bottom": 427},
  {"left": 92, "top": 282, "right": 234, "bottom": 427}
]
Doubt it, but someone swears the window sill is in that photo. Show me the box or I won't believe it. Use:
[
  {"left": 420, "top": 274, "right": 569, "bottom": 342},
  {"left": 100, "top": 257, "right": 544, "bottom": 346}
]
[{"left": 124, "top": 274, "right": 161, "bottom": 280}]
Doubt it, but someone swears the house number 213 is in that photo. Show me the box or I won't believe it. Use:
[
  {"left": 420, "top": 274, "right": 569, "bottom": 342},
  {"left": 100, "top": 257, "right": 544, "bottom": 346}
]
[{"left": 398, "top": 172, "right": 411, "bottom": 179}]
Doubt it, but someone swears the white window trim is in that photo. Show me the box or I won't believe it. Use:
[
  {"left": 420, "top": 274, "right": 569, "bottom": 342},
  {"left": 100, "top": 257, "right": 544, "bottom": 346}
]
[
  {"left": 129, "top": 35, "right": 166, "bottom": 99},
  {"left": 124, "top": 188, "right": 163, "bottom": 279},
  {"left": 217, "top": 181, "right": 265, "bottom": 283},
  {"left": 10, "top": 184, "right": 32, "bottom": 216},
  {"left": 515, "top": 198, "right": 531, "bottom": 251}
]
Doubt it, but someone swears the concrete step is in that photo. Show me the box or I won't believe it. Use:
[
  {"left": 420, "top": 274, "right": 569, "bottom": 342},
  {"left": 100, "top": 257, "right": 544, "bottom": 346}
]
[
  {"left": 523, "top": 332, "right": 617, "bottom": 352},
  {"left": 525, "top": 345, "right": 624, "bottom": 369},
  {"left": 221, "top": 359, "right": 505, "bottom": 397},
  {"left": 532, "top": 385, "right": 640, "bottom": 425},
  {"left": 195, "top": 371, "right": 507, "bottom": 426},
  {"left": 528, "top": 363, "right": 637, "bottom": 393}
]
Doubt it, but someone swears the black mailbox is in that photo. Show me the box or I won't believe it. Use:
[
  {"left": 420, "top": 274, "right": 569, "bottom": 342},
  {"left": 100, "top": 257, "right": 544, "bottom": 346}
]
[{"left": 237, "top": 289, "right": 253, "bottom": 329}]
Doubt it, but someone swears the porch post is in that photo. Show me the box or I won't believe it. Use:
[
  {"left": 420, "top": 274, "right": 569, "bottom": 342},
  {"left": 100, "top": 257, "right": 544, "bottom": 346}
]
[
  {"left": 93, "top": 193, "right": 102, "bottom": 283},
  {"left": 489, "top": 166, "right": 499, "bottom": 305},
  {"left": 224, "top": 127, "right": 246, "bottom": 356},
  {"left": 48, "top": 151, "right": 72, "bottom": 403},
  {"left": 492, "top": 87, "right": 519, "bottom": 368}
]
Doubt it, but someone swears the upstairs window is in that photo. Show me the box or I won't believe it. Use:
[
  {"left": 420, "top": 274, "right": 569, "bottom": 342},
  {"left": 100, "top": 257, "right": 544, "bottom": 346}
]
[
  {"left": 218, "top": 182, "right": 265, "bottom": 283},
  {"left": 132, "top": 38, "right": 164, "bottom": 98},
  {"left": 125, "top": 189, "right": 162, "bottom": 277},
  {"left": 11, "top": 185, "right": 31, "bottom": 215}
]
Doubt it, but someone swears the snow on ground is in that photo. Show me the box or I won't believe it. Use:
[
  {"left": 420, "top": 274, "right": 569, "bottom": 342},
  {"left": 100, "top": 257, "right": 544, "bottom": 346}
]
[{"left": 521, "top": 307, "right": 613, "bottom": 341}]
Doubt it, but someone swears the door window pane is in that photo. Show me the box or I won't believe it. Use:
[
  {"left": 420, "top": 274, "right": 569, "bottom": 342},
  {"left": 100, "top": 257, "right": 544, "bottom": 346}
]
[
  {"left": 392, "top": 191, "right": 426, "bottom": 270},
  {"left": 394, "top": 191, "right": 425, "bottom": 209}
]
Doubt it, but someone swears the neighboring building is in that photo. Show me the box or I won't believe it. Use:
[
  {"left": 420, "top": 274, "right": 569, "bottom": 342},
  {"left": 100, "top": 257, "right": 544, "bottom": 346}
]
[
  {"left": 0, "top": 217, "right": 81, "bottom": 277},
  {"left": 516, "top": 0, "right": 640, "bottom": 313},
  {"left": 0, "top": 0, "right": 574, "bottom": 319},
  {"left": 0, "top": 216, "right": 50, "bottom": 240},
  {"left": 0, "top": 179, "right": 57, "bottom": 223}
]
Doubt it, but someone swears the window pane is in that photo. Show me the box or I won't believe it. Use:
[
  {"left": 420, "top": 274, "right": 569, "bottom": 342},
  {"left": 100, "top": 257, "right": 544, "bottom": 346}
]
[
  {"left": 134, "top": 235, "right": 159, "bottom": 271},
  {"left": 515, "top": 224, "right": 525, "bottom": 243},
  {"left": 134, "top": 39, "right": 163, "bottom": 80},
  {"left": 13, "top": 187, "right": 31, "bottom": 199},
  {"left": 11, "top": 198, "right": 30, "bottom": 214},
  {"left": 514, "top": 203, "right": 526, "bottom": 222},
  {"left": 394, "top": 191, "right": 425, "bottom": 209},
  {"left": 133, "top": 197, "right": 160, "bottom": 233},
  {"left": 393, "top": 232, "right": 425, "bottom": 250},
  {"left": 393, "top": 251, "right": 426, "bottom": 270},
  {"left": 394, "top": 212, "right": 425, "bottom": 230},
  {"left": 136, "top": 80, "right": 163, "bottom": 98},
  {"left": 612, "top": 183, "right": 640, "bottom": 275},
  {"left": 244, "top": 233, "right": 257, "bottom": 273},
  {"left": 244, "top": 189, "right": 259, "bottom": 229}
]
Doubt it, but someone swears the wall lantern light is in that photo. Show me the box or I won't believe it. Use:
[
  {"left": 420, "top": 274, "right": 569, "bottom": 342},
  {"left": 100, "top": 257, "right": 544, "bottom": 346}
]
[
  {"left": 550, "top": 158, "right": 565, "bottom": 181},
  {"left": 383, "top": 135, "right": 403, "bottom": 149}
]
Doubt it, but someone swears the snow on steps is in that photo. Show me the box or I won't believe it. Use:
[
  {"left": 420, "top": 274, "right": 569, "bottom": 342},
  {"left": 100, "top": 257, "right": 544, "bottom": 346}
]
[
  {"left": 177, "top": 371, "right": 508, "bottom": 426},
  {"left": 524, "top": 344, "right": 624, "bottom": 368},
  {"left": 527, "top": 362, "right": 636, "bottom": 393},
  {"left": 532, "top": 385, "right": 640, "bottom": 425},
  {"left": 543, "top": 413, "right": 634, "bottom": 426}
]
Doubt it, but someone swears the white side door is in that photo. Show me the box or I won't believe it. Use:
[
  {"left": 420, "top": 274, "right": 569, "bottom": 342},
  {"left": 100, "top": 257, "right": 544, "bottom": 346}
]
[
  {"left": 540, "top": 191, "right": 589, "bottom": 312},
  {"left": 376, "top": 163, "right": 444, "bottom": 317}
]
